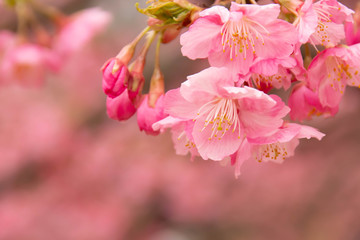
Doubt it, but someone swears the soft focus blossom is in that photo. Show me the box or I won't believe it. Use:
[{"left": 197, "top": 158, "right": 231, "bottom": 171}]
[
  {"left": 53, "top": 7, "right": 112, "bottom": 59},
  {"left": 0, "top": 43, "right": 60, "bottom": 86}
]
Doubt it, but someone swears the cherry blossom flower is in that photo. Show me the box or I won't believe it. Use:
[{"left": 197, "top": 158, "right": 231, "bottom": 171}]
[
  {"left": 230, "top": 123, "right": 325, "bottom": 177},
  {"left": 162, "top": 67, "right": 289, "bottom": 161},
  {"left": 307, "top": 44, "right": 360, "bottom": 108},
  {"left": 53, "top": 7, "right": 112, "bottom": 59},
  {"left": 0, "top": 43, "right": 60, "bottom": 86},
  {"left": 288, "top": 83, "right": 338, "bottom": 121},
  {"left": 244, "top": 55, "right": 297, "bottom": 91},
  {"left": 180, "top": 2, "right": 298, "bottom": 74},
  {"left": 309, "top": 0, "right": 353, "bottom": 47}
]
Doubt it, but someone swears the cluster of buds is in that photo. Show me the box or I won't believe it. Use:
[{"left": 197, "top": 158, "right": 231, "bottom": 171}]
[
  {"left": 102, "top": 0, "right": 201, "bottom": 135},
  {"left": 0, "top": 0, "right": 110, "bottom": 86},
  {"left": 104, "top": 0, "right": 360, "bottom": 177}
]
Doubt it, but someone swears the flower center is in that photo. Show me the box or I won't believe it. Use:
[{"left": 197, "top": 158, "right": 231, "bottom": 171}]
[
  {"left": 326, "top": 56, "right": 359, "bottom": 94},
  {"left": 220, "top": 16, "right": 268, "bottom": 61},
  {"left": 312, "top": 4, "right": 341, "bottom": 45},
  {"left": 255, "top": 143, "right": 288, "bottom": 162},
  {"left": 195, "top": 98, "right": 241, "bottom": 141}
]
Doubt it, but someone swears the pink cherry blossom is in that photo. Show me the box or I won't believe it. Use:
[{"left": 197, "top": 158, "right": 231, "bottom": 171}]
[
  {"left": 288, "top": 83, "right": 338, "bottom": 121},
  {"left": 180, "top": 2, "right": 298, "bottom": 74},
  {"left": 53, "top": 7, "right": 111, "bottom": 59},
  {"left": 163, "top": 67, "right": 289, "bottom": 161},
  {"left": 309, "top": 0, "right": 353, "bottom": 47},
  {"left": 244, "top": 55, "right": 297, "bottom": 91},
  {"left": 307, "top": 44, "right": 360, "bottom": 108},
  {"left": 137, "top": 94, "right": 167, "bottom": 136},
  {"left": 106, "top": 90, "right": 137, "bottom": 121},
  {"left": 231, "top": 123, "right": 325, "bottom": 177},
  {"left": 0, "top": 43, "right": 60, "bottom": 86}
]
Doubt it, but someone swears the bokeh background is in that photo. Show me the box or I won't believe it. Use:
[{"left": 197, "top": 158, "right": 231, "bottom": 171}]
[{"left": 0, "top": 0, "right": 360, "bottom": 239}]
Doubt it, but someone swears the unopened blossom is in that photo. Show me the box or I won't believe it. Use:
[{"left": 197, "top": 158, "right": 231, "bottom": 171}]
[
  {"left": 288, "top": 83, "right": 338, "bottom": 121},
  {"left": 53, "top": 7, "right": 111, "bottom": 58},
  {"left": 137, "top": 94, "right": 167, "bottom": 136},
  {"left": 180, "top": 2, "right": 298, "bottom": 74},
  {"left": 231, "top": 123, "right": 325, "bottom": 177},
  {"left": 102, "top": 58, "right": 129, "bottom": 98},
  {"left": 307, "top": 44, "right": 360, "bottom": 108},
  {"left": 0, "top": 43, "right": 60, "bottom": 86},
  {"left": 162, "top": 67, "right": 289, "bottom": 161},
  {"left": 106, "top": 90, "right": 137, "bottom": 121}
]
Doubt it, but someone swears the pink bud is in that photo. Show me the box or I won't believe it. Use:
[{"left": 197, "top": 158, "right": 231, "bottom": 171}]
[
  {"left": 137, "top": 94, "right": 167, "bottom": 135},
  {"left": 161, "top": 26, "right": 181, "bottom": 44},
  {"left": 106, "top": 90, "right": 137, "bottom": 121},
  {"left": 102, "top": 58, "right": 129, "bottom": 98},
  {"left": 127, "top": 70, "right": 145, "bottom": 101}
]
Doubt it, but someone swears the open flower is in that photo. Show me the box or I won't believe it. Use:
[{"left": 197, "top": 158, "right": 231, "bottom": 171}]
[
  {"left": 288, "top": 83, "right": 338, "bottom": 121},
  {"left": 162, "top": 67, "right": 289, "bottom": 161},
  {"left": 180, "top": 2, "right": 298, "bottom": 74},
  {"left": 230, "top": 123, "right": 325, "bottom": 177},
  {"left": 309, "top": 0, "right": 353, "bottom": 47},
  {"left": 307, "top": 44, "right": 360, "bottom": 108}
]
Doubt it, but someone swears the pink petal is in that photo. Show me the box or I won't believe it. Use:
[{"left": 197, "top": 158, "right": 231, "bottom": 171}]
[
  {"left": 180, "top": 67, "right": 235, "bottom": 103},
  {"left": 192, "top": 115, "right": 242, "bottom": 161},
  {"left": 180, "top": 16, "right": 222, "bottom": 60},
  {"left": 164, "top": 89, "right": 201, "bottom": 119}
]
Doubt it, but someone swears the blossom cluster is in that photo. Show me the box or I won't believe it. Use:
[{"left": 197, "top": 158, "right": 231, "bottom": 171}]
[
  {"left": 0, "top": 0, "right": 110, "bottom": 86},
  {"left": 102, "top": 0, "right": 360, "bottom": 177}
]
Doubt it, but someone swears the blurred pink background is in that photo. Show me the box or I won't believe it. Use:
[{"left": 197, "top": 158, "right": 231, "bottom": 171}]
[{"left": 0, "top": 0, "right": 360, "bottom": 239}]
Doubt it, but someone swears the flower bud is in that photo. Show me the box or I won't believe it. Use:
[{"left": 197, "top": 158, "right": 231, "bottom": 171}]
[
  {"left": 161, "top": 26, "right": 182, "bottom": 44},
  {"left": 106, "top": 90, "right": 137, "bottom": 121},
  {"left": 101, "top": 44, "right": 136, "bottom": 98},
  {"left": 148, "top": 67, "right": 165, "bottom": 107},
  {"left": 102, "top": 58, "right": 129, "bottom": 98},
  {"left": 127, "top": 71, "right": 145, "bottom": 102}
]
